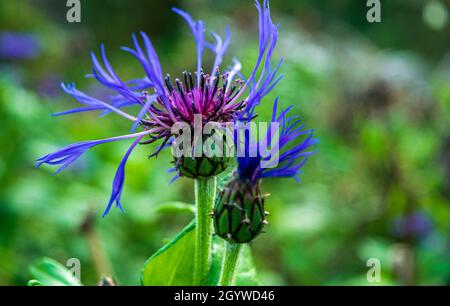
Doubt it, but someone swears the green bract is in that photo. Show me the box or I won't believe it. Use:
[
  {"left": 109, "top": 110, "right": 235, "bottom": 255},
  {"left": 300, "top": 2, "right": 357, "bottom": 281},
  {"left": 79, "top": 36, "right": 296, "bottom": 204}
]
[
  {"left": 173, "top": 131, "right": 232, "bottom": 179},
  {"left": 175, "top": 155, "right": 230, "bottom": 178},
  {"left": 213, "top": 177, "right": 268, "bottom": 244}
]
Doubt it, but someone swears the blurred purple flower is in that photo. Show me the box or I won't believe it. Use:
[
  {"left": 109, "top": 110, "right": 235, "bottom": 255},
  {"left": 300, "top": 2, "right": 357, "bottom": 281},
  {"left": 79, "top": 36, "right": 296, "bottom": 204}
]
[
  {"left": 392, "top": 212, "right": 434, "bottom": 239},
  {"left": 0, "top": 32, "right": 41, "bottom": 60}
]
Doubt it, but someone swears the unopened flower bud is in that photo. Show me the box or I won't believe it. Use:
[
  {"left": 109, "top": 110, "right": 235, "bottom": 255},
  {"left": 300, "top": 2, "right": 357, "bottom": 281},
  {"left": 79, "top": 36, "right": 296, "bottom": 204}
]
[{"left": 213, "top": 176, "right": 267, "bottom": 243}]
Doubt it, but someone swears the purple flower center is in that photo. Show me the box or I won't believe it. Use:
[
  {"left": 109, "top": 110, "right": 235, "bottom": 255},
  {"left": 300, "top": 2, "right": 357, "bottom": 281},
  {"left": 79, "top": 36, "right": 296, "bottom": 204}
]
[{"left": 140, "top": 68, "right": 246, "bottom": 147}]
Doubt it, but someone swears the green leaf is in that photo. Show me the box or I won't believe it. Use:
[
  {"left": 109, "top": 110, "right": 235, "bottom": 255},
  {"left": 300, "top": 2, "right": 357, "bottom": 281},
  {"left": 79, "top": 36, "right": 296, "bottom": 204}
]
[
  {"left": 27, "top": 280, "right": 43, "bottom": 286},
  {"left": 141, "top": 221, "right": 196, "bottom": 286},
  {"left": 154, "top": 202, "right": 195, "bottom": 215},
  {"left": 207, "top": 238, "right": 225, "bottom": 285},
  {"left": 234, "top": 245, "right": 259, "bottom": 286},
  {"left": 141, "top": 221, "right": 259, "bottom": 286},
  {"left": 28, "top": 257, "right": 82, "bottom": 286},
  {"left": 207, "top": 238, "right": 259, "bottom": 286}
]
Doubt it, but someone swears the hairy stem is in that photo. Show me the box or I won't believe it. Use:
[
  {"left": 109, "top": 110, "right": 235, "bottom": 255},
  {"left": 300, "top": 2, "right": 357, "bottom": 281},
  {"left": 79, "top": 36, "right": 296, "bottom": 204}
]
[
  {"left": 219, "top": 242, "right": 242, "bottom": 286},
  {"left": 193, "top": 177, "right": 217, "bottom": 285}
]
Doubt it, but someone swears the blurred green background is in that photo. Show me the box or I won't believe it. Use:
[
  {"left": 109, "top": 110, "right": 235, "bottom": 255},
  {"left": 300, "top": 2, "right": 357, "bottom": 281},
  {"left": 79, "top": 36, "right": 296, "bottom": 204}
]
[{"left": 1, "top": 0, "right": 449, "bottom": 285}]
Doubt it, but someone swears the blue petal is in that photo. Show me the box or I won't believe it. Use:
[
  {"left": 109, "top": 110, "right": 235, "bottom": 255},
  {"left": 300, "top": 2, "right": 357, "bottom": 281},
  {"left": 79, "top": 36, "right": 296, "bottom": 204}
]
[
  {"left": 60, "top": 82, "right": 137, "bottom": 121},
  {"left": 36, "top": 139, "right": 110, "bottom": 174},
  {"left": 90, "top": 47, "right": 143, "bottom": 105},
  {"left": 103, "top": 136, "right": 143, "bottom": 217},
  {"left": 52, "top": 106, "right": 106, "bottom": 116},
  {"left": 130, "top": 94, "right": 157, "bottom": 132},
  {"left": 121, "top": 32, "right": 166, "bottom": 102},
  {"left": 172, "top": 8, "right": 206, "bottom": 84},
  {"left": 36, "top": 130, "right": 153, "bottom": 174},
  {"left": 207, "top": 26, "right": 231, "bottom": 75},
  {"left": 238, "top": 0, "right": 281, "bottom": 120},
  {"left": 236, "top": 98, "right": 317, "bottom": 182}
]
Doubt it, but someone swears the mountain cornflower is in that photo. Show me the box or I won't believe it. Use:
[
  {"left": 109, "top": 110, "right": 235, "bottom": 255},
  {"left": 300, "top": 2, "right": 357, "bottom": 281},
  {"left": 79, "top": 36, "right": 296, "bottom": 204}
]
[
  {"left": 214, "top": 98, "right": 317, "bottom": 244},
  {"left": 214, "top": 99, "right": 317, "bottom": 286},
  {"left": 36, "top": 0, "right": 281, "bottom": 217}
]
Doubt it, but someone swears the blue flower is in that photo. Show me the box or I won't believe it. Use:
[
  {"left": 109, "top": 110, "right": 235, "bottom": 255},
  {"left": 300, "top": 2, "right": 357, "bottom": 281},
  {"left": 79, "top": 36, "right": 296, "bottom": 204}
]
[
  {"left": 0, "top": 32, "right": 41, "bottom": 60},
  {"left": 236, "top": 98, "right": 317, "bottom": 184},
  {"left": 392, "top": 212, "right": 434, "bottom": 240},
  {"left": 36, "top": 1, "right": 282, "bottom": 216}
]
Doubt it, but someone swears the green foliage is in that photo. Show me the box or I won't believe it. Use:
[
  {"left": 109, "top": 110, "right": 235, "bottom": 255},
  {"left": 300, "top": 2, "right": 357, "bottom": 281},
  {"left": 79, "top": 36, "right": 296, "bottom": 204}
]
[
  {"left": 28, "top": 258, "right": 81, "bottom": 286},
  {"left": 141, "top": 221, "right": 196, "bottom": 286},
  {"left": 142, "top": 222, "right": 258, "bottom": 286},
  {"left": 154, "top": 202, "right": 196, "bottom": 215},
  {"left": 27, "top": 280, "right": 43, "bottom": 286},
  {"left": 209, "top": 240, "right": 259, "bottom": 286}
]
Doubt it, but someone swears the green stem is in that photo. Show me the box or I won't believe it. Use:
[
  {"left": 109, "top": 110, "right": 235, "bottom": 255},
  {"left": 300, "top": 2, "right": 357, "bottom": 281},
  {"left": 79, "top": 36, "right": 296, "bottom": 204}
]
[
  {"left": 219, "top": 242, "right": 242, "bottom": 286},
  {"left": 193, "top": 177, "right": 217, "bottom": 286}
]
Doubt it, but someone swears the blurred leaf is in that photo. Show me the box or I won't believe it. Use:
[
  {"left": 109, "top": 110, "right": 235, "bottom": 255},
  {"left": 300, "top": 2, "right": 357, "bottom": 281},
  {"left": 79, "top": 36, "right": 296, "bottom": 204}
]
[
  {"left": 234, "top": 246, "right": 259, "bottom": 286},
  {"left": 141, "top": 221, "right": 195, "bottom": 286},
  {"left": 27, "top": 280, "right": 43, "bottom": 286},
  {"left": 208, "top": 239, "right": 259, "bottom": 286},
  {"left": 154, "top": 202, "right": 195, "bottom": 215},
  {"left": 207, "top": 238, "right": 224, "bottom": 285},
  {"left": 28, "top": 257, "right": 82, "bottom": 286},
  {"left": 357, "top": 239, "right": 393, "bottom": 271}
]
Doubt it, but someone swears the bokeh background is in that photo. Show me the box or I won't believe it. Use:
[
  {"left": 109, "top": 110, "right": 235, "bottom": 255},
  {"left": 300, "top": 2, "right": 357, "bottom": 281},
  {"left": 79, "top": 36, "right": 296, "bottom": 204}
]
[{"left": 1, "top": 0, "right": 450, "bottom": 285}]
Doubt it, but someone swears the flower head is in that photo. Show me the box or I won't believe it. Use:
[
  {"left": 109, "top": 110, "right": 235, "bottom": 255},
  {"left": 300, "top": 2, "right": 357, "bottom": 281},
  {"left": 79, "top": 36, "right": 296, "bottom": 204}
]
[{"left": 36, "top": 1, "right": 282, "bottom": 216}]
